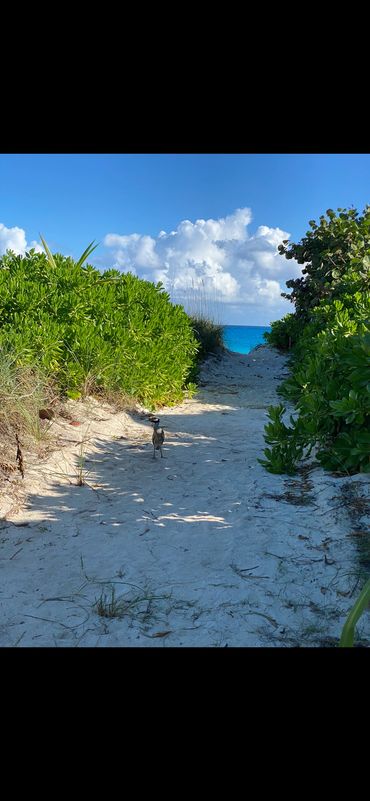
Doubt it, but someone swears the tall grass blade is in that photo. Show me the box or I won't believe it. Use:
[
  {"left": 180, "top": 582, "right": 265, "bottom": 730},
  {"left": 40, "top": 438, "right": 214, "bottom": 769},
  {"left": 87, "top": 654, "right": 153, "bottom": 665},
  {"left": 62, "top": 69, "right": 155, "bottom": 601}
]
[
  {"left": 39, "top": 233, "right": 57, "bottom": 270},
  {"left": 339, "top": 577, "right": 370, "bottom": 647},
  {"left": 76, "top": 240, "right": 99, "bottom": 269}
]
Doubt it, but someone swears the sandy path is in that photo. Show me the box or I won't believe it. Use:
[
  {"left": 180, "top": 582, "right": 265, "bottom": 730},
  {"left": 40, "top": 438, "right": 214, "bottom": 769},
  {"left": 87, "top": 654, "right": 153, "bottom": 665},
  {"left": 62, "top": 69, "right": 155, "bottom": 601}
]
[{"left": 1, "top": 345, "right": 369, "bottom": 647}]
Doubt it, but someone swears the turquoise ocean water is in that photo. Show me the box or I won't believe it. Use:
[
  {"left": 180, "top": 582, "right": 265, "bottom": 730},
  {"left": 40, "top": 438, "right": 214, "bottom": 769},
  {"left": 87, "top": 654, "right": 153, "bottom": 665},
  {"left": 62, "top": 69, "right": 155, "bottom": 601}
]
[{"left": 223, "top": 325, "right": 271, "bottom": 354}]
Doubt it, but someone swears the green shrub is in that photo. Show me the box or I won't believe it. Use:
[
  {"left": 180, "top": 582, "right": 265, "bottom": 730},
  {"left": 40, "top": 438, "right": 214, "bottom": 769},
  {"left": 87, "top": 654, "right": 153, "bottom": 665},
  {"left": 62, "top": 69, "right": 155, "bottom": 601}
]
[
  {"left": 263, "top": 313, "right": 304, "bottom": 350},
  {"left": 278, "top": 206, "right": 370, "bottom": 321},
  {"left": 0, "top": 249, "right": 199, "bottom": 408},
  {"left": 260, "top": 207, "right": 370, "bottom": 476}
]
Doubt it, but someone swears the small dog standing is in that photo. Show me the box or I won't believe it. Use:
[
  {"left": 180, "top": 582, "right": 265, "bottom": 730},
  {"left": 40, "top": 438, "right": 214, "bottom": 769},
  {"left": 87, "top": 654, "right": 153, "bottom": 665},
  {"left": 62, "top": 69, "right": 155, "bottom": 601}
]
[{"left": 149, "top": 416, "right": 165, "bottom": 458}]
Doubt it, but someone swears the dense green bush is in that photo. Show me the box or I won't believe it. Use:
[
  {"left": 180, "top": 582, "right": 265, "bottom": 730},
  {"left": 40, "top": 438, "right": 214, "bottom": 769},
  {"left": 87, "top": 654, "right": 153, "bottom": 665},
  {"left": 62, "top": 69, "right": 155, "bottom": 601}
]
[
  {"left": 278, "top": 206, "right": 370, "bottom": 320},
  {"left": 0, "top": 249, "right": 199, "bottom": 408},
  {"left": 260, "top": 207, "right": 370, "bottom": 476},
  {"left": 263, "top": 313, "right": 304, "bottom": 351}
]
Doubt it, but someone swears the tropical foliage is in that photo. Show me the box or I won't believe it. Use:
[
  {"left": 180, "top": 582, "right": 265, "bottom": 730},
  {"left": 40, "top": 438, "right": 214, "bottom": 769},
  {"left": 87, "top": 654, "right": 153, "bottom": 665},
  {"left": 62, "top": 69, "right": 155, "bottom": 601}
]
[
  {"left": 261, "top": 207, "right": 370, "bottom": 475},
  {"left": 0, "top": 248, "right": 199, "bottom": 408}
]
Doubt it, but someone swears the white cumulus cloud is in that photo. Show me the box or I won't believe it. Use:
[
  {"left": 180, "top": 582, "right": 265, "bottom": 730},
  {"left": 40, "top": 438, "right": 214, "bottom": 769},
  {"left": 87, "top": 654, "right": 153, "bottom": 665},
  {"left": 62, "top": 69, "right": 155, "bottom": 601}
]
[
  {"left": 103, "top": 208, "right": 302, "bottom": 324},
  {"left": 0, "top": 222, "right": 43, "bottom": 256}
]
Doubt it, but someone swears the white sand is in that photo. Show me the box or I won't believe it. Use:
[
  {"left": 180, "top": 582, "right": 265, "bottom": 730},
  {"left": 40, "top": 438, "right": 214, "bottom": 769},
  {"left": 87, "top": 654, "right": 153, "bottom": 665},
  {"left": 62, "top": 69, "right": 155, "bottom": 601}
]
[{"left": 1, "top": 345, "right": 369, "bottom": 647}]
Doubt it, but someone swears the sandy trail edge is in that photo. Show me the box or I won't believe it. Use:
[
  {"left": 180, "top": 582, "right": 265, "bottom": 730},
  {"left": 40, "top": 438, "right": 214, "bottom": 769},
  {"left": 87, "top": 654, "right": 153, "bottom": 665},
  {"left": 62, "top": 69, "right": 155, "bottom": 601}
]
[{"left": 1, "top": 345, "right": 369, "bottom": 647}]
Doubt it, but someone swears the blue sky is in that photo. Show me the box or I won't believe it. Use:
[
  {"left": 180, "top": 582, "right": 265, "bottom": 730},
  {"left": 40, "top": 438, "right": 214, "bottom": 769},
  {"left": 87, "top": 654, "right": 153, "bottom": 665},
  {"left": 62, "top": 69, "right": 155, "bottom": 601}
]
[{"left": 1, "top": 153, "right": 369, "bottom": 324}]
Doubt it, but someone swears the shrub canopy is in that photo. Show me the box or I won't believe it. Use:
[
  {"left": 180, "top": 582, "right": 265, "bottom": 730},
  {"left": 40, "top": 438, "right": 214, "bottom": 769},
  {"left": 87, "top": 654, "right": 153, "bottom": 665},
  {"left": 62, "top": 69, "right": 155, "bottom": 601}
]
[{"left": 0, "top": 249, "right": 198, "bottom": 407}]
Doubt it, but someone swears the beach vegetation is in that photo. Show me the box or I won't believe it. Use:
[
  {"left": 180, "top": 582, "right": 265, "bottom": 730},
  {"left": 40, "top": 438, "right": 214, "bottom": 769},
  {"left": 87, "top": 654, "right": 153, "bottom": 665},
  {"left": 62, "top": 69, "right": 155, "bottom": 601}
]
[
  {"left": 0, "top": 246, "right": 201, "bottom": 410},
  {"left": 261, "top": 207, "right": 370, "bottom": 475}
]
